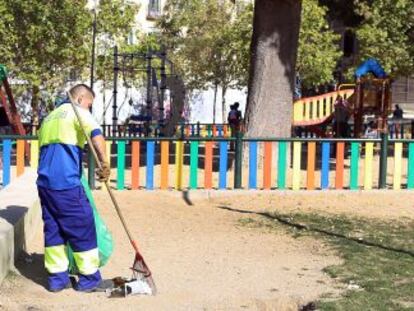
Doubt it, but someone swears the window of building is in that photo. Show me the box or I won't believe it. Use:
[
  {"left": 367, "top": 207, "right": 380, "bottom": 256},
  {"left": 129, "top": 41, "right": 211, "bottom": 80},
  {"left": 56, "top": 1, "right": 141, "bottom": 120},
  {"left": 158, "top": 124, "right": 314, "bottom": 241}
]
[
  {"left": 127, "top": 30, "right": 135, "bottom": 45},
  {"left": 343, "top": 29, "right": 356, "bottom": 58},
  {"left": 147, "top": 0, "right": 161, "bottom": 20},
  {"left": 393, "top": 76, "right": 414, "bottom": 104}
]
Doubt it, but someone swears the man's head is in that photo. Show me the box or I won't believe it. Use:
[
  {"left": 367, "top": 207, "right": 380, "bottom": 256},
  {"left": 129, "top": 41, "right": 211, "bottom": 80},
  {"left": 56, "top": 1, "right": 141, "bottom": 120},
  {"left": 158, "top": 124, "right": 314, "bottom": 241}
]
[
  {"left": 69, "top": 84, "right": 95, "bottom": 109},
  {"left": 234, "top": 102, "right": 240, "bottom": 109}
]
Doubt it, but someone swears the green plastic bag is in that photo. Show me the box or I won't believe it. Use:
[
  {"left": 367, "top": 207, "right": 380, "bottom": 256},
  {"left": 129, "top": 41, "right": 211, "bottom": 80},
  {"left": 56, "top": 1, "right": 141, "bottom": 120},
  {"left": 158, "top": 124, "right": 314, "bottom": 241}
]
[
  {"left": 0, "top": 64, "right": 8, "bottom": 81},
  {"left": 67, "top": 175, "right": 114, "bottom": 274}
]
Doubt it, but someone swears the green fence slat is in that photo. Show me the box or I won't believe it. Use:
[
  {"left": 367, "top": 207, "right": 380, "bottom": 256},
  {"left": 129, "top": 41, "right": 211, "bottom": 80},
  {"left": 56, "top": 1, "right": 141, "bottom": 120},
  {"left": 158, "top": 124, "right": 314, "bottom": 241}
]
[
  {"left": 350, "top": 142, "right": 360, "bottom": 190},
  {"left": 277, "top": 141, "right": 287, "bottom": 189},
  {"left": 117, "top": 141, "right": 126, "bottom": 190},
  {"left": 408, "top": 143, "right": 414, "bottom": 189},
  {"left": 190, "top": 141, "right": 199, "bottom": 189}
]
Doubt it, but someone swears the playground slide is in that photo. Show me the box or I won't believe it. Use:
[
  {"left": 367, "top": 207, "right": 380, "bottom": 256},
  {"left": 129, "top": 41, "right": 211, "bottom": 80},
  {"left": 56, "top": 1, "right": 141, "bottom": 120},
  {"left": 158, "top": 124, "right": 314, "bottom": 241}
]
[
  {"left": 0, "top": 65, "right": 26, "bottom": 137},
  {"left": 293, "top": 89, "right": 354, "bottom": 137}
]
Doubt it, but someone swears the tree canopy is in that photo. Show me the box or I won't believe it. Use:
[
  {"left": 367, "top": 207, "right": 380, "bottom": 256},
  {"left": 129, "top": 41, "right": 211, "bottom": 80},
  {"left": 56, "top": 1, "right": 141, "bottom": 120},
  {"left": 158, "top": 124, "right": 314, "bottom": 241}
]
[
  {"left": 158, "top": 0, "right": 252, "bottom": 121},
  {"left": 0, "top": 0, "right": 138, "bottom": 84},
  {"left": 158, "top": 0, "right": 344, "bottom": 93},
  {"left": 158, "top": 0, "right": 252, "bottom": 90},
  {"left": 354, "top": 0, "right": 414, "bottom": 77},
  {"left": 297, "top": 0, "right": 342, "bottom": 88},
  {"left": 0, "top": 0, "right": 138, "bottom": 122}
]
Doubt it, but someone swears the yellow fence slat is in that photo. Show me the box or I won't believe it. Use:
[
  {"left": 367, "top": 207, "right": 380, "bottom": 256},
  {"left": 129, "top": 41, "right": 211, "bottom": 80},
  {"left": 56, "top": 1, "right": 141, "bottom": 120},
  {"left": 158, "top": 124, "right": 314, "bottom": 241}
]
[
  {"left": 293, "top": 101, "right": 303, "bottom": 122},
  {"left": 364, "top": 142, "right": 374, "bottom": 190},
  {"left": 30, "top": 140, "right": 39, "bottom": 169},
  {"left": 175, "top": 141, "right": 184, "bottom": 190},
  {"left": 292, "top": 142, "right": 301, "bottom": 190},
  {"left": 99, "top": 141, "right": 112, "bottom": 188},
  {"left": 393, "top": 142, "right": 403, "bottom": 190},
  {"left": 105, "top": 141, "right": 112, "bottom": 164}
]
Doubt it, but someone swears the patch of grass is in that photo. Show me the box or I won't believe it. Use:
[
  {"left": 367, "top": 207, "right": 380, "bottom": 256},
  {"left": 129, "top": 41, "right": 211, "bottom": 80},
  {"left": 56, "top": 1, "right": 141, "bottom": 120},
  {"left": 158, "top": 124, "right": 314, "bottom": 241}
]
[{"left": 244, "top": 212, "right": 414, "bottom": 311}]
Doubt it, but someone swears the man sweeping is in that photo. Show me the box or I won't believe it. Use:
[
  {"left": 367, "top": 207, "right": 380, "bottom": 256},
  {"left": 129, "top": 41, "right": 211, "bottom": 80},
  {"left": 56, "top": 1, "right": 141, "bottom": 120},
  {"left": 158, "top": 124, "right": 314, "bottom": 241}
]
[{"left": 37, "top": 84, "right": 110, "bottom": 292}]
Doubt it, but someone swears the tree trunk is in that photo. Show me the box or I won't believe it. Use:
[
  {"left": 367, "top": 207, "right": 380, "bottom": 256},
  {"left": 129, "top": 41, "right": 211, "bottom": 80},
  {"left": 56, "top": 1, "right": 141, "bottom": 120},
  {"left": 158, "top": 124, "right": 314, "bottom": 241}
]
[
  {"left": 245, "top": 0, "right": 302, "bottom": 138},
  {"left": 31, "top": 85, "right": 40, "bottom": 134},
  {"left": 221, "top": 85, "right": 227, "bottom": 124},
  {"left": 163, "top": 75, "right": 186, "bottom": 136},
  {"left": 213, "top": 83, "right": 218, "bottom": 124}
]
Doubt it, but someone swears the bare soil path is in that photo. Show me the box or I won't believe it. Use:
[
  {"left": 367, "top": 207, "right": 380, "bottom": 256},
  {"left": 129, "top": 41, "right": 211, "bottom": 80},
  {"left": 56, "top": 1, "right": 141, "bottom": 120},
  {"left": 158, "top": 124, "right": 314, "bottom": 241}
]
[{"left": 0, "top": 191, "right": 347, "bottom": 311}]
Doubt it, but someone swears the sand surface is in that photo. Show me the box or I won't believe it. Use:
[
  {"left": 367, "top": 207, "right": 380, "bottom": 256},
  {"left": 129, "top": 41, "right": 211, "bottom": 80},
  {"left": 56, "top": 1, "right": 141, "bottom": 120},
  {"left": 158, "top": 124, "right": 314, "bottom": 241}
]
[{"left": 0, "top": 191, "right": 350, "bottom": 311}]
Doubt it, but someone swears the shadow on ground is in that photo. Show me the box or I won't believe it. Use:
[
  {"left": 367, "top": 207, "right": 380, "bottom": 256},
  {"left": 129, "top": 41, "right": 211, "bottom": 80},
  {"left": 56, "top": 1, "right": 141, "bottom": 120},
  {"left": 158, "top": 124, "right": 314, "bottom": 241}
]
[
  {"left": 15, "top": 252, "right": 47, "bottom": 289},
  {"left": 217, "top": 205, "right": 414, "bottom": 258}
]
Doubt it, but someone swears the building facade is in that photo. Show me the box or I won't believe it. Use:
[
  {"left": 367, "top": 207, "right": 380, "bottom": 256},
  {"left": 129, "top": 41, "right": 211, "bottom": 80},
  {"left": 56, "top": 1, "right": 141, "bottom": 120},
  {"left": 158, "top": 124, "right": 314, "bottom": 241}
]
[{"left": 132, "top": 0, "right": 166, "bottom": 34}]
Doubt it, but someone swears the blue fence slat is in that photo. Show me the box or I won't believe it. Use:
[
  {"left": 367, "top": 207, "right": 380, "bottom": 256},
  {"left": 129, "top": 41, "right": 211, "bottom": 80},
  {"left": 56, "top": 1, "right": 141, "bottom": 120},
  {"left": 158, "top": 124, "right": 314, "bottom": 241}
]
[
  {"left": 146, "top": 141, "right": 155, "bottom": 190},
  {"left": 2, "top": 139, "right": 12, "bottom": 187},
  {"left": 218, "top": 126, "right": 223, "bottom": 137},
  {"left": 219, "top": 141, "right": 228, "bottom": 189},
  {"left": 249, "top": 142, "right": 258, "bottom": 189},
  {"left": 191, "top": 124, "right": 195, "bottom": 136},
  {"left": 321, "top": 142, "right": 330, "bottom": 189}
]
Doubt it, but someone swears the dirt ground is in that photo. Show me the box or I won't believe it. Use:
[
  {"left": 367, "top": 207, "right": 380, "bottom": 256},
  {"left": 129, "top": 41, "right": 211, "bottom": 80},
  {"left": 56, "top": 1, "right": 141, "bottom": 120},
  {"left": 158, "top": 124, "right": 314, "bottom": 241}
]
[
  {"left": 1, "top": 190, "right": 413, "bottom": 311},
  {"left": 0, "top": 191, "right": 341, "bottom": 311}
]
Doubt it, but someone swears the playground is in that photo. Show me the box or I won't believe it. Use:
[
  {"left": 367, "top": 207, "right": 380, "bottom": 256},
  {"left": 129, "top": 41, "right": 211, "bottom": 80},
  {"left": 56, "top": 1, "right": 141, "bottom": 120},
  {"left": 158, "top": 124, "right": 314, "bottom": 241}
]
[
  {"left": 2, "top": 65, "right": 414, "bottom": 308},
  {"left": 1, "top": 1, "right": 414, "bottom": 309}
]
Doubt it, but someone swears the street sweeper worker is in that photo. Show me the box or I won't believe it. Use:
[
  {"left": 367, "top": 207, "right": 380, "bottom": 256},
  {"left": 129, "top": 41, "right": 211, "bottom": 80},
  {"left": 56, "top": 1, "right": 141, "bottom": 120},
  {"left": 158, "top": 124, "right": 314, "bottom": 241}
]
[{"left": 37, "top": 84, "right": 110, "bottom": 292}]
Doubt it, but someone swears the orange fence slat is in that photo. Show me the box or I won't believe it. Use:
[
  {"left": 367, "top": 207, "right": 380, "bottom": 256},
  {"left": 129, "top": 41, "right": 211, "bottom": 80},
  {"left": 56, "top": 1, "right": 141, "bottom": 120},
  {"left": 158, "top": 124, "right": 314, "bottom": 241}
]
[
  {"left": 131, "top": 141, "right": 140, "bottom": 189},
  {"left": 335, "top": 142, "right": 345, "bottom": 189},
  {"left": 16, "top": 140, "right": 25, "bottom": 177},
  {"left": 212, "top": 125, "right": 217, "bottom": 137},
  {"left": 204, "top": 141, "right": 213, "bottom": 189},
  {"left": 161, "top": 141, "right": 169, "bottom": 189},
  {"left": 307, "top": 142, "right": 316, "bottom": 190},
  {"left": 263, "top": 142, "right": 272, "bottom": 189}
]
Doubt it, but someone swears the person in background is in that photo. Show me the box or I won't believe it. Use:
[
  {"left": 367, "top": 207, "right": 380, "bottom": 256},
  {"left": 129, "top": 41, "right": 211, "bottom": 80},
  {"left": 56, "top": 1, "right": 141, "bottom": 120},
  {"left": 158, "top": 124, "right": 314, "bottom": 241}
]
[
  {"left": 392, "top": 104, "right": 404, "bottom": 138},
  {"left": 365, "top": 120, "right": 378, "bottom": 139},
  {"left": 393, "top": 104, "right": 404, "bottom": 119},
  {"left": 227, "top": 102, "right": 242, "bottom": 150},
  {"left": 228, "top": 102, "right": 242, "bottom": 131},
  {"left": 333, "top": 95, "right": 351, "bottom": 138}
]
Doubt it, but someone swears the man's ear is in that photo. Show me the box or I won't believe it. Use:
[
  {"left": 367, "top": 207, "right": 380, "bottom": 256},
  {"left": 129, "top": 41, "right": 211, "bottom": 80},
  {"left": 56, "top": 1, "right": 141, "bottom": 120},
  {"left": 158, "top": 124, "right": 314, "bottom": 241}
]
[{"left": 77, "top": 95, "right": 83, "bottom": 106}]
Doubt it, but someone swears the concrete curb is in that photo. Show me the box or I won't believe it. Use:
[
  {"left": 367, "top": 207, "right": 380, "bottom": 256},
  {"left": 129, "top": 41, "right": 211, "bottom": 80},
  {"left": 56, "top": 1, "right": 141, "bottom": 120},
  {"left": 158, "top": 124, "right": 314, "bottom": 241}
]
[{"left": 0, "top": 169, "right": 41, "bottom": 285}]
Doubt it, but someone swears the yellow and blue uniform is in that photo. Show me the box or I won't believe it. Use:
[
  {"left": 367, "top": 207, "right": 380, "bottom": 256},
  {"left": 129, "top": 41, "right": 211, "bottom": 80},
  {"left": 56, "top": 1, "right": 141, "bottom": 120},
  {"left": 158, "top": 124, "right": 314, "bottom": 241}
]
[{"left": 37, "top": 102, "right": 103, "bottom": 291}]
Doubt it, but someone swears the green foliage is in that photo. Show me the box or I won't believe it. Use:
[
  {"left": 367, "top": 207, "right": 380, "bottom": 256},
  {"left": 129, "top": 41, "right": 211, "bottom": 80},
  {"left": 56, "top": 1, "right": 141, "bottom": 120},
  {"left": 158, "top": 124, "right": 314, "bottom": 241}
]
[
  {"left": 94, "top": 0, "right": 140, "bottom": 88},
  {"left": 96, "top": 0, "right": 138, "bottom": 37},
  {"left": 0, "top": 0, "right": 138, "bottom": 90},
  {"left": 0, "top": 65, "right": 7, "bottom": 81},
  {"left": 159, "top": 0, "right": 341, "bottom": 91},
  {"left": 0, "top": 0, "right": 91, "bottom": 87},
  {"left": 158, "top": 0, "right": 252, "bottom": 91},
  {"left": 0, "top": 0, "right": 138, "bottom": 122},
  {"left": 355, "top": 0, "right": 414, "bottom": 77},
  {"left": 297, "top": 0, "right": 342, "bottom": 88}
]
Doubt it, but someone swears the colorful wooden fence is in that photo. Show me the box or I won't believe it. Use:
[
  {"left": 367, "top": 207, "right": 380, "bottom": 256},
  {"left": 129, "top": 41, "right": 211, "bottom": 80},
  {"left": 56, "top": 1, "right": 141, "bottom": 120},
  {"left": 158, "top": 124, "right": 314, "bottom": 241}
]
[
  {"left": 0, "top": 137, "right": 38, "bottom": 188},
  {"left": 176, "top": 123, "right": 242, "bottom": 138},
  {"left": 2, "top": 135, "right": 414, "bottom": 192}
]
